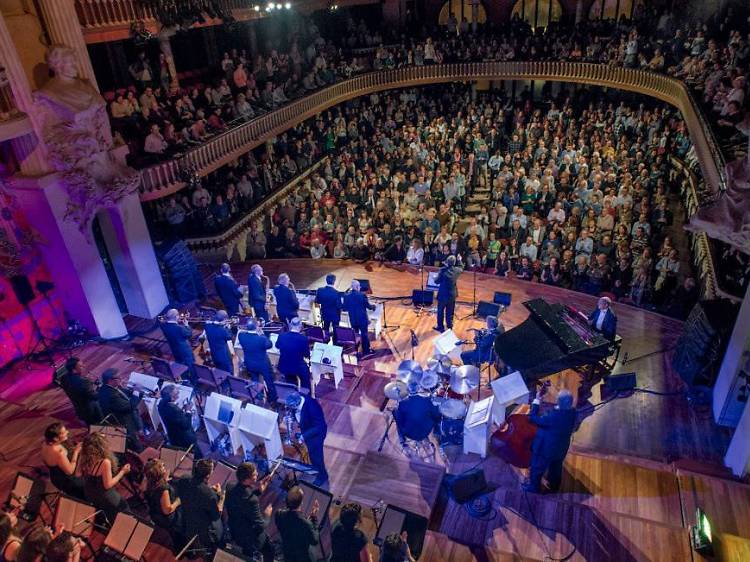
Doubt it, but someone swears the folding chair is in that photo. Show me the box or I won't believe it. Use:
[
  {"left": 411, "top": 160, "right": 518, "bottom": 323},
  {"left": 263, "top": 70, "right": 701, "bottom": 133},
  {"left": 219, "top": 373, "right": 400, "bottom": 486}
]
[
  {"left": 226, "top": 375, "right": 265, "bottom": 405},
  {"left": 151, "top": 357, "right": 188, "bottom": 383},
  {"left": 304, "top": 325, "right": 328, "bottom": 345}
]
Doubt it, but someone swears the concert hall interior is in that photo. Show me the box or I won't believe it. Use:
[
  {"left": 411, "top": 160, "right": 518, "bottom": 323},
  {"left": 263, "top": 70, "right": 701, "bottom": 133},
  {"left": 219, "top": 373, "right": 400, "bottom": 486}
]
[{"left": 2, "top": 1, "right": 750, "bottom": 561}]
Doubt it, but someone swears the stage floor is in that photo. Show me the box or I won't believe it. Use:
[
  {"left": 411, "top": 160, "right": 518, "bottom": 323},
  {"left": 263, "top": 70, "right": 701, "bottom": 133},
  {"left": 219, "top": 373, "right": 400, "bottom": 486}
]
[{"left": 0, "top": 258, "right": 748, "bottom": 561}]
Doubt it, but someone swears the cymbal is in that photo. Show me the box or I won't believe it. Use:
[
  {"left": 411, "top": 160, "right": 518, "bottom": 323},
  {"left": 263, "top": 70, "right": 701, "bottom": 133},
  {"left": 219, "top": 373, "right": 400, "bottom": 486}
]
[
  {"left": 426, "top": 355, "right": 453, "bottom": 377},
  {"left": 420, "top": 370, "right": 439, "bottom": 391},
  {"left": 384, "top": 380, "right": 409, "bottom": 401},
  {"left": 396, "top": 360, "right": 423, "bottom": 386},
  {"left": 439, "top": 398, "right": 468, "bottom": 419},
  {"left": 450, "top": 365, "right": 480, "bottom": 394}
]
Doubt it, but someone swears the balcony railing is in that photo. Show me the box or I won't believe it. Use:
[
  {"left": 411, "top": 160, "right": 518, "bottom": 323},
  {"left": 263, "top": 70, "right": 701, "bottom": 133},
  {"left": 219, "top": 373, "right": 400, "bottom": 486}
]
[
  {"left": 75, "top": 0, "right": 155, "bottom": 29},
  {"left": 137, "top": 62, "right": 727, "bottom": 211}
]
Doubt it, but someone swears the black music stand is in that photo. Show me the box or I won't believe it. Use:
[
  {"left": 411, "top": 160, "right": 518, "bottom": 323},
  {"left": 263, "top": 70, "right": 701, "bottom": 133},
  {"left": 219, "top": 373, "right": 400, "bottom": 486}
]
[
  {"left": 101, "top": 512, "right": 154, "bottom": 561},
  {"left": 5, "top": 472, "right": 56, "bottom": 523},
  {"left": 296, "top": 480, "right": 333, "bottom": 560},
  {"left": 373, "top": 504, "right": 428, "bottom": 560}
]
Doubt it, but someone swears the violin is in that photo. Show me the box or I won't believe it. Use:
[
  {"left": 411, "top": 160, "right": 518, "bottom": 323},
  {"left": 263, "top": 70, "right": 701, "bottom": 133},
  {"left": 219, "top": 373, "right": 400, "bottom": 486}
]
[{"left": 490, "top": 380, "right": 550, "bottom": 468}]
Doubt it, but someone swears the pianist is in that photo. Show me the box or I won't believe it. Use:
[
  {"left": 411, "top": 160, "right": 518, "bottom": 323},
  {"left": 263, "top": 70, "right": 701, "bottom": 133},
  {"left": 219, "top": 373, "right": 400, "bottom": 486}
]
[
  {"left": 588, "top": 297, "right": 617, "bottom": 341},
  {"left": 460, "top": 316, "right": 503, "bottom": 367}
]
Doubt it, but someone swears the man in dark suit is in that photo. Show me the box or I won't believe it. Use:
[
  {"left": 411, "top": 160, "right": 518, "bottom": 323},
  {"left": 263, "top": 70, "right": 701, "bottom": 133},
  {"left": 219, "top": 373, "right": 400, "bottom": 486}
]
[
  {"left": 160, "top": 309, "right": 195, "bottom": 379},
  {"left": 276, "top": 317, "right": 311, "bottom": 389},
  {"left": 273, "top": 273, "right": 299, "bottom": 325},
  {"left": 203, "top": 310, "right": 234, "bottom": 375},
  {"left": 97, "top": 369, "right": 143, "bottom": 452},
  {"left": 157, "top": 384, "right": 202, "bottom": 458},
  {"left": 588, "top": 296, "right": 618, "bottom": 341},
  {"left": 435, "top": 254, "right": 463, "bottom": 332},
  {"left": 174, "top": 459, "right": 224, "bottom": 553},
  {"left": 460, "top": 315, "right": 503, "bottom": 366},
  {"left": 342, "top": 279, "right": 375, "bottom": 356},
  {"left": 214, "top": 263, "right": 243, "bottom": 315},
  {"left": 315, "top": 274, "right": 342, "bottom": 340},
  {"left": 225, "top": 462, "right": 274, "bottom": 561},
  {"left": 394, "top": 381, "right": 442, "bottom": 445},
  {"left": 524, "top": 389, "right": 577, "bottom": 493},
  {"left": 57, "top": 357, "right": 102, "bottom": 425},
  {"left": 286, "top": 392, "right": 328, "bottom": 486},
  {"left": 237, "top": 318, "right": 278, "bottom": 403},
  {"left": 274, "top": 485, "right": 320, "bottom": 562},
  {"left": 248, "top": 263, "right": 269, "bottom": 322}
]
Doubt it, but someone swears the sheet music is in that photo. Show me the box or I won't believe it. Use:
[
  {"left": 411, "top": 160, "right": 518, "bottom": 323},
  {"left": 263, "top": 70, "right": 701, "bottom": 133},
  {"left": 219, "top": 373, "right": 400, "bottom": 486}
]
[
  {"left": 213, "top": 549, "right": 246, "bottom": 562},
  {"left": 10, "top": 474, "right": 33, "bottom": 511},
  {"left": 55, "top": 496, "right": 96, "bottom": 537},
  {"left": 160, "top": 447, "right": 194, "bottom": 478},
  {"left": 104, "top": 513, "right": 154, "bottom": 560},
  {"left": 378, "top": 508, "right": 406, "bottom": 543},
  {"left": 125, "top": 519, "right": 153, "bottom": 560},
  {"left": 466, "top": 401, "right": 491, "bottom": 427},
  {"left": 208, "top": 461, "right": 236, "bottom": 489}
]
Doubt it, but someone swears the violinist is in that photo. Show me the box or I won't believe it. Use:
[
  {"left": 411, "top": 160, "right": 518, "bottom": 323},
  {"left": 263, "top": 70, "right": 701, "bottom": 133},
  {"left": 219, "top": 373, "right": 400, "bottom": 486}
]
[
  {"left": 203, "top": 310, "right": 234, "bottom": 375},
  {"left": 158, "top": 385, "right": 202, "bottom": 459},
  {"left": 523, "top": 388, "right": 576, "bottom": 494},
  {"left": 41, "top": 423, "right": 85, "bottom": 500},
  {"left": 460, "top": 316, "right": 503, "bottom": 366}
]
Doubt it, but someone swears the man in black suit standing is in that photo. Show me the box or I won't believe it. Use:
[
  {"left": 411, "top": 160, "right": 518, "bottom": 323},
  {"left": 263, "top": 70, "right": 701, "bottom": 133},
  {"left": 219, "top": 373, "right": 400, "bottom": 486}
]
[
  {"left": 157, "top": 384, "right": 202, "bottom": 458},
  {"left": 97, "top": 369, "right": 144, "bottom": 452},
  {"left": 248, "top": 263, "right": 269, "bottom": 322},
  {"left": 203, "top": 310, "right": 234, "bottom": 375},
  {"left": 435, "top": 254, "right": 463, "bottom": 332},
  {"left": 315, "top": 274, "right": 342, "bottom": 341},
  {"left": 342, "top": 279, "right": 375, "bottom": 356},
  {"left": 523, "top": 388, "right": 577, "bottom": 493},
  {"left": 274, "top": 485, "right": 320, "bottom": 562},
  {"left": 160, "top": 309, "right": 195, "bottom": 379},
  {"left": 274, "top": 273, "right": 299, "bottom": 325},
  {"left": 286, "top": 392, "right": 328, "bottom": 486},
  {"left": 57, "top": 357, "right": 102, "bottom": 425},
  {"left": 225, "top": 462, "right": 274, "bottom": 561},
  {"left": 237, "top": 318, "right": 278, "bottom": 403},
  {"left": 174, "top": 459, "right": 225, "bottom": 553},
  {"left": 276, "top": 317, "right": 311, "bottom": 389},
  {"left": 394, "top": 380, "right": 442, "bottom": 446},
  {"left": 214, "top": 263, "right": 243, "bottom": 315}
]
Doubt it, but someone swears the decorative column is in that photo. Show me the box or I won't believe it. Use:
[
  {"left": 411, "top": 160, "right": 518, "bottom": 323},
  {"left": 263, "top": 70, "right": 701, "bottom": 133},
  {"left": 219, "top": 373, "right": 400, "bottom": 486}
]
[
  {"left": 36, "top": 0, "right": 99, "bottom": 90},
  {"left": 0, "top": 13, "right": 48, "bottom": 175},
  {"left": 158, "top": 29, "right": 180, "bottom": 93}
]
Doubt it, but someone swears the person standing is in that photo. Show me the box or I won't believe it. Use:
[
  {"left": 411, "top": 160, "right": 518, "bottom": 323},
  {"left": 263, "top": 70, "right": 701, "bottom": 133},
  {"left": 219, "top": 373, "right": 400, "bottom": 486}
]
[
  {"left": 174, "top": 459, "right": 225, "bottom": 554},
  {"left": 160, "top": 309, "right": 195, "bottom": 377},
  {"left": 342, "top": 280, "right": 375, "bottom": 357},
  {"left": 248, "top": 264, "right": 269, "bottom": 322},
  {"left": 237, "top": 318, "right": 279, "bottom": 403},
  {"left": 56, "top": 357, "right": 102, "bottom": 426},
  {"left": 157, "top": 385, "right": 201, "bottom": 458},
  {"left": 286, "top": 392, "right": 328, "bottom": 486},
  {"left": 274, "top": 273, "right": 300, "bottom": 325},
  {"left": 330, "top": 502, "right": 371, "bottom": 562},
  {"left": 435, "top": 254, "right": 463, "bottom": 332},
  {"left": 274, "top": 486, "right": 320, "bottom": 562},
  {"left": 523, "top": 389, "right": 577, "bottom": 494},
  {"left": 315, "top": 274, "right": 342, "bottom": 340},
  {"left": 203, "top": 311, "right": 234, "bottom": 375},
  {"left": 225, "top": 462, "right": 275, "bottom": 562},
  {"left": 214, "top": 263, "right": 243, "bottom": 315},
  {"left": 588, "top": 296, "right": 617, "bottom": 341},
  {"left": 276, "top": 317, "right": 312, "bottom": 389}
]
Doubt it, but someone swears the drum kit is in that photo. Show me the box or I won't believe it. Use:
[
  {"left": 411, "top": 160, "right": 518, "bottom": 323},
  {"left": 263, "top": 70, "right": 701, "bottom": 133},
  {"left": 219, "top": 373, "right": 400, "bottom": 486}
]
[{"left": 385, "top": 357, "right": 481, "bottom": 447}]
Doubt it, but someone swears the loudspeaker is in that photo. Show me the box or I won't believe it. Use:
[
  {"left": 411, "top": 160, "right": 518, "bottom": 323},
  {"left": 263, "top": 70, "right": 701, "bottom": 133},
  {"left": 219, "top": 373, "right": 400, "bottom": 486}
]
[
  {"left": 476, "top": 301, "right": 500, "bottom": 319},
  {"left": 604, "top": 372, "right": 637, "bottom": 391},
  {"left": 447, "top": 468, "right": 487, "bottom": 503},
  {"left": 9, "top": 274, "right": 35, "bottom": 305},
  {"left": 412, "top": 289, "right": 434, "bottom": 306},
  {"left": 493, "top": 291, "right": 512, "bottom": 306}
]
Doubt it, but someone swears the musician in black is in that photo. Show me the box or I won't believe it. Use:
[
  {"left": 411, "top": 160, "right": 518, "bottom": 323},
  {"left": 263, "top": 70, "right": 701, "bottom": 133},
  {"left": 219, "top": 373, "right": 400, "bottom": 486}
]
[
  {"left": 203, "top": 310, "right": 234, "bottom": 375},
  {"left": 97, "top": 369, "right": 143, "bottom": 452},
  {"left": 315, "top": 274, "right": 343, "bottom": 340},
  {"left": 286, "top": 392, "right": 328, "bottom": 486},
  {"left": 214, "top": 263, "right": 243, "bottom": 315},
  {"left": 158, "top": 385, "right": 202, "bottom": 459},
  {"left": 248, "top": 263, "right": 269, "bottom": 322},
  {"left": 460, "top": 316, "right": 503, "bottom": 366},
  {"left": 330, "top": 502, "right": 370, "bottom": 562},
  {"left": 393, "top": 381, "right": 442, "bottom": 446},
  {"left": 143, "top": 458, "right": 185, "bottom": 550},
  {"left": 57, "top": 357, "right": 102, "bottom": 425},
  {"left": 524, "top": 389, "right": 577, "bottom": 494},
  {"left": 174, "top": 459, "right": 225, "bottom": 553},
  {"left": 274, "top": 485, "right": 320, "bottom": 562},
  {"left": 588, "top": 296, "right": 618, "bottom": 341},
  {"left": 274, "top": 273, "right": 300, "bottom": 325},
  {"left": 435, "top": 254, "right": 463, "bottom": 332},
  {"left": 225, "top": 462, "right": 275, "bottom": 562},
  {"left": 160, "top": 309, "right": 195, "bottom": 380},
  {"left": 276, "top": 317, "right": 312, "bottom": 389},
  {"left": 342, "top": 280, "right": 376, "bottom": 357}
]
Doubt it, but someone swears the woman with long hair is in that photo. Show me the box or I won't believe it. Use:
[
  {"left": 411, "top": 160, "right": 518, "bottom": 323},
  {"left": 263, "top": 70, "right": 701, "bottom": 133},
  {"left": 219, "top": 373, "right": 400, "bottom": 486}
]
[
  {"left": 143, "top": 459, "right": 184, "bottom": 548},
  {"left": 15, "top": 526, "right": 52, "bottom": 562},
  {"left": 41, "top": 423, "right": 85, "bottom": 500},
  {"left": 0, "top": 511, "right": 21, "bottom": 562},
  {"left": 79, "top": 433, "right": 130, "bottom": 525}
]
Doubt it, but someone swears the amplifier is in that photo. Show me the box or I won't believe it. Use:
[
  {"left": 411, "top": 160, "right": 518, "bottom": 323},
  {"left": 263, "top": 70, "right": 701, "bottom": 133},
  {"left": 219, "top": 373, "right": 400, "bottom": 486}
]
[
  {"left": 446, "top": 468, "right": 487, "bottom": 503},
  {"left": 604, "top": 372, "right": 637, "bottom": 392},
  {"left": 493, "top": 291, "right": 512, "bottom": 307},
  {"left": 412, "top": 289, "right": 435, "bottom": 306}
]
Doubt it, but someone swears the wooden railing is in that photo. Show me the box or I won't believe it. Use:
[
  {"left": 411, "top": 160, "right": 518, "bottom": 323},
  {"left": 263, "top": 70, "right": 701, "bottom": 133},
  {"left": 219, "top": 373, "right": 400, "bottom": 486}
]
[
  {"left": 75, "top": 0, "right": 155, "bottom": 29},
  {"left": 137, "top": 61, "right": 727, "bottom": 206}
]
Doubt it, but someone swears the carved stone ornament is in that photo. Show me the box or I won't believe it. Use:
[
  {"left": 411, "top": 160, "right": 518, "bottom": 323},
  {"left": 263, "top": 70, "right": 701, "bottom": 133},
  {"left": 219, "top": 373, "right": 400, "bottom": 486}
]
[{"left": 32, "top": 45, "right": 139, "bottom": 237}]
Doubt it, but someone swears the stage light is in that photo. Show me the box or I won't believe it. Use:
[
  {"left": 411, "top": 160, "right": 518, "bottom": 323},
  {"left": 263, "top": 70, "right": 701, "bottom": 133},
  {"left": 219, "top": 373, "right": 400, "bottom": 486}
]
[
  {"left": 254, "top": 4, "right": 260, "bottom": 10},
  {"left": 284, "top": 2, "right": 291, "bottom": 8},
  {"left": 267, "top": 2, "right": 275, "bottom": 10},
  {"left": 690, "top": 507, "right": 713, "bottom": 555}
]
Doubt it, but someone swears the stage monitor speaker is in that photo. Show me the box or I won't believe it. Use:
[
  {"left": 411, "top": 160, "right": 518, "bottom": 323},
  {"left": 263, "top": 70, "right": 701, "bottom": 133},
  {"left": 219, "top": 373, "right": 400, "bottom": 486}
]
[
  {"left": 476, "top": 301, "right": 501, "bottom": 319},
  {"left": 493, "top": 291, "right": 512, "bottom": 307},
  {"left": 412, "top": 289, "right": 434, "bottom": 306},
  {"left": 355, "top": 279, "right": 371, "bottom": 293},
  {"left": 446, "top": 468, "right": 487, "bottom": 503},
  {"left": 10, "top": 274, "right": 35, "bottom": 305},
  {"left": 604, "top": 372, "right": 637, "bottom": 392},
  {"left": 373, "top": 504, "right": 428, "bottom": 560}
]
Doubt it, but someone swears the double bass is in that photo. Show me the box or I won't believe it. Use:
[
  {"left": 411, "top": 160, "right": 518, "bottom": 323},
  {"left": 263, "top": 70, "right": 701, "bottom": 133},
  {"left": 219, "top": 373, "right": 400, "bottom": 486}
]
[{"left": 490, "top": 380, "right": 550, "bottom": 468}]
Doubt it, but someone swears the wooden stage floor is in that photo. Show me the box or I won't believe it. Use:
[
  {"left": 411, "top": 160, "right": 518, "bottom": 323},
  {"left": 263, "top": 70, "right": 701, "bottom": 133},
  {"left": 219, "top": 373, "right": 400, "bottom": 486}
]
[{"left": 0, "top": 258, "right": 748, "bottom": 561}]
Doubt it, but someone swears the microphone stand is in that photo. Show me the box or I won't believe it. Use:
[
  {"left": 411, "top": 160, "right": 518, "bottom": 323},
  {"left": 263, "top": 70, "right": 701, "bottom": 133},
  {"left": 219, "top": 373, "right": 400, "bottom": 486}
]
[{"left": 459, "top": 264, "right": 479, "bottom": 320}]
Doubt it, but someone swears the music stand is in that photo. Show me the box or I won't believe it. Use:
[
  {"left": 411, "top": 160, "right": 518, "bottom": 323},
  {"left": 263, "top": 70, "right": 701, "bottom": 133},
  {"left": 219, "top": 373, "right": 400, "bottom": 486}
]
[
  {"left": 203, "top": 393, "right": 243, "bottom": 456},
  {"left": 433, "top": 329, "right": 462, "bottom": 362},
  {"left": 53, "top": 495, "right": 98, "bottom": 537},
  {"left": 237, "top": 403, "right": 283, "bottom": 461},
  {"left": 102, "top": 513, "right": 154, "bottom": 561},
  {"left": 208, "top": 460, "right": 237, "bottom": 490},
  {"left": 160, "top": 446, "right": 194, "bottom": 479},
  {"left": 5, "top": 472, "right": 51, "bottom": 522},
  {"left": 373, "top": 504, "right": 428, "bottom": 559},
  {"left": 310, "top": 342, "right": 344, "bottom": 389},
  {"left": 128, "top": 372, "right": 161, "bottom": 430},
  {"left": 296, "top": 480, "right": 333, "bottom": 560},
  {"left": 213, "top": 548, "right": 248, "bottom": 562},
  {"left": 90, "top": 424, "right": 127, "bottom": 454},
  {"left": 490, "top": 371, "right": 530, "bottom": 423}
]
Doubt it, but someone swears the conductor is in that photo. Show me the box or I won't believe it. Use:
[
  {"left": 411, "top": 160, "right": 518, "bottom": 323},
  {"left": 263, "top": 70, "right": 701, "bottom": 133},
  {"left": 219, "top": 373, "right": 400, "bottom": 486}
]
[
  {"left": 315, "top": 274, "right": 342, "bottom": 340},
  {"left": 393, "top": 380, "right": 442, "bottom": 446},
  {"left": 435, "top": 255, "right": 463, "bottom": 332},
  {"left": 523, "top": 388, "right": 577, "bottom": 494}
]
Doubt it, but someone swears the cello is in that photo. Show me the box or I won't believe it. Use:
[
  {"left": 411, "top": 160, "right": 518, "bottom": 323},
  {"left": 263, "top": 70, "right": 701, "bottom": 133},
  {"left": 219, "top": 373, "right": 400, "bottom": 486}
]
[{"left": 490, "top": 380, "right": 550, "bottom": 468}]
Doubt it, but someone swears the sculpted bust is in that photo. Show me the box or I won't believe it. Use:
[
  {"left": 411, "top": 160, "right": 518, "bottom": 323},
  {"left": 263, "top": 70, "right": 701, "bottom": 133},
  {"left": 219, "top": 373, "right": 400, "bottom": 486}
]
[{"left": 33, "top": 45, "right": 138, "bottom": 234}]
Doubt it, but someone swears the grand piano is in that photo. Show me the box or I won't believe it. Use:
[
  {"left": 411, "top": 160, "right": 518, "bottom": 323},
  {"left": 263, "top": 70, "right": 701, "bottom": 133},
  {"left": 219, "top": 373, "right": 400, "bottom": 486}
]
[{"left": 494, "top": 298, "right": 616, "bottom": 380}]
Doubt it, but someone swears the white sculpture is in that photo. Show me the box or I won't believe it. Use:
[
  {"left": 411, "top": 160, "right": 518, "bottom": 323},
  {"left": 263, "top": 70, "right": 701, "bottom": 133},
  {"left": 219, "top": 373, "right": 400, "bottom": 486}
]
[{"left": 33, "top": 45, "right": 138, "bottom": 234}]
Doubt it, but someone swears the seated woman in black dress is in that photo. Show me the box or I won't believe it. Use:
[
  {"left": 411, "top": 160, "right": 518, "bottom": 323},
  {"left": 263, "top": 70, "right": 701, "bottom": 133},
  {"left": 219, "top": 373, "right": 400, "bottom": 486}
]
[
  {"left": 144, "top": 459, "right": 184, "bottom": 550},
  {"left": 0, "top": 511, "right": 22, "bottom": 562},
  {"left": 41, "top": 423, "right": 85, "bottom": 500},
  {"left": 79, "top": 432, "right": 130, "bottom": 526},
  {"left": 15, "top": 525, "right": 53, "bottom": 562},
  {"left": 330, "top": 502, "right": 371, "bottom": 562}
]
